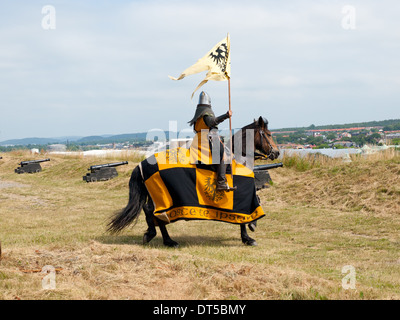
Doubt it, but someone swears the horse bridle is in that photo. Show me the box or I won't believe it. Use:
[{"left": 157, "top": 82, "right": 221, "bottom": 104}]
[{"left": 256, "top": 128, "right": 275, "bottom": 160}]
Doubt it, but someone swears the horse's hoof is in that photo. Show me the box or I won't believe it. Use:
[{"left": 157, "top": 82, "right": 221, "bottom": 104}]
[
  {"left": 143, "top": 231, "right": 156, "bottom": 244},
  {"left": 164, "top": 240, "right": 179, "bottom": 248},
  {"left": 243, "top": 240, "right": 257, "bottom": 246},
  {"left": 248, "top": 223, "right": 256, "bottom": 232}
]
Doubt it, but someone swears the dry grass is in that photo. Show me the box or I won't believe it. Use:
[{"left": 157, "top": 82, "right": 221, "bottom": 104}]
[
  {"left": 275, "top": 149, "right": 400, "bottom": 216},
  {"left": 48, "top": 150, "right": 146, "bottom": 161},
  {"left": 0, "top": 150, "right": 399, "bottom": 300}
]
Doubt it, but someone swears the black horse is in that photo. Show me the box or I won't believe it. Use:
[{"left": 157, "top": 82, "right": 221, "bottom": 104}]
[{"left": 107, "top": 116, "right": 280, "bottom": 247}]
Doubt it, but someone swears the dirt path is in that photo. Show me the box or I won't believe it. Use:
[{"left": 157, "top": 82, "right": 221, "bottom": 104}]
[{"left": 0, "top": 179, "right": 29, "bottom": 189}]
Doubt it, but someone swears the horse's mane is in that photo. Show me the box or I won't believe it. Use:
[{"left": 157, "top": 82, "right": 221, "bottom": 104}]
[{"left": 241, "top": 121, "right": 257, "bottom": 130}]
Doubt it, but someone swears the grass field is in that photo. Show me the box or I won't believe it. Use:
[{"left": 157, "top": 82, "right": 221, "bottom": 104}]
[{"left": 0, "top": 150, "right": 399, "bottom": 300}]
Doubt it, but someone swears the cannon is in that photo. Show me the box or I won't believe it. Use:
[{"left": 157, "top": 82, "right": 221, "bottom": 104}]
[
  {"left": 253, "top": 162, "right": 283, "bottom": 190},
  {"left": 83, "top": 161, "right": 128, "bottom": 182},
  {"left": 15, "top": 158, "right": 50, "bottom": 174}
]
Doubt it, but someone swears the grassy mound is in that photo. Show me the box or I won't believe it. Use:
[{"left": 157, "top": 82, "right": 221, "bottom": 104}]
[
  {"left": 268, "top": 149, "right": 400, "bottom": 216},
  {"left": 0, "top": 150, "right": 399, "bottom": 300}
]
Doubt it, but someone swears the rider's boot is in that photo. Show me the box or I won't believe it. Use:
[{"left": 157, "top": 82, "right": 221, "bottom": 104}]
[{"left": 216, "top": 163, "right": 237, "bottom": 191}]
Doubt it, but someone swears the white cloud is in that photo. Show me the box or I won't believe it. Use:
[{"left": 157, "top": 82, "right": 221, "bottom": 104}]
[{"left": 0, "top": 0, "right": 399, "bottom": 140}]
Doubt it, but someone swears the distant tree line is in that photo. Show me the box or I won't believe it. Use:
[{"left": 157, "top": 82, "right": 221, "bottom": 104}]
[
  {"left": 383, "top": 123, "right": 400, "bottom": 131},
  {"left": 275, "top": 130, "right": 386, "bottom": 148},
  {"left": 273, "top": 119, "right": 400, "bottom": 132},
  {"left": 0, "top": 144, "right": 48, "bottom": 152},
  {"left": 0, "top": 139, "right": 153, "bottom": 153}
]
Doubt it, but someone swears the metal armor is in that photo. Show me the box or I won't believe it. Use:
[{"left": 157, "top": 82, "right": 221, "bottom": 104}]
[{"left": 198, "top": 91, "right": 211, "bottom": 106}]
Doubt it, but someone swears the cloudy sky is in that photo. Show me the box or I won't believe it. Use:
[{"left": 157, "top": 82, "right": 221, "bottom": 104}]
[{"left": 0, "top": 0, "right": 399, "bottom": 141}]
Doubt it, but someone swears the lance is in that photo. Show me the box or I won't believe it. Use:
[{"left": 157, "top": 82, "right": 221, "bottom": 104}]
[
  {"left": 228, "top": 77, "right": 234, "bottom": 183},
  {"left": 225, "top": 33, "right": 234, "bottom": 186}
]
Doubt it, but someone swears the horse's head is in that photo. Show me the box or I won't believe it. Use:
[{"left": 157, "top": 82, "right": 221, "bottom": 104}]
[{"left": 254, "top": 116, "right": 280, "bottom": 160}]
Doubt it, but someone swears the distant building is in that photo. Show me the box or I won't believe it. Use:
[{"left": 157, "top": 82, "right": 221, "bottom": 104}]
[
  {"left": 304, "top": 144, "right": 316, "bottom": 149},
  {"left": 386, "top": 132, "right": 400, "bottom": 139},
  {"left": 47, "top": 144, "right": 67, "bottom": 152}
]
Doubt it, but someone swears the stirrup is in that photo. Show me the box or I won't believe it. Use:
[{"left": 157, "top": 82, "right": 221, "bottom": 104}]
[{"left": 216, "top": 183, "right": 237, "bottom": 192}]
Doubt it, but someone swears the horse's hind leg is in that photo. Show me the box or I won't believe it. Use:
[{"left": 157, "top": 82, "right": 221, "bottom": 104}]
[
  {"left": 248, "top": 195, "right": 261, "bottom": 232},
  {"left": 143, "top": 201, "right": 157, "bottom": 244},
  {"left": 142, "top": 199, "right": 178, "bottom": 248},
  {"left": 240, "top": 224, "right": 257, "bottom": 246},
  {"left": 158, "top": 221, "right": 179, "bottom": 248}
]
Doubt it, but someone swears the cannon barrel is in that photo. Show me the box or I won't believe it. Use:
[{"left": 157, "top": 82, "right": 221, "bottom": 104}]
[
  {"left": 253, "top": 162, "right": 283, "bottom": 171},
  {"left": 19, "top": 158, "right": 50, "bottom": 166},
  {"left": 253, "top": 162, "right": 283, "bottom": 190},
  {"left": 89, "top": 161, "right": 128, "bottom": 171}
]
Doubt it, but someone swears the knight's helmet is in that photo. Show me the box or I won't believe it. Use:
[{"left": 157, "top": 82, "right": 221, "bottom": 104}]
[{"left": 198, "top": 91, "right": 211, "bottom": 106}]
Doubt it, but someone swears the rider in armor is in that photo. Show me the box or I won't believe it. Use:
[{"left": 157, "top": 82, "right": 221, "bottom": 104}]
[{"left": 189, "top": 91, "right": 235, "bottom": 191}]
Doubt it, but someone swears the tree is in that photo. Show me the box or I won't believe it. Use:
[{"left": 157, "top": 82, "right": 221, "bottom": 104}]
[
  {"left": 365, "top": 133, "right": 381, "bottom": 144},
  {"left": 327, "top": 133, "right": 336, "bottom": 140}
]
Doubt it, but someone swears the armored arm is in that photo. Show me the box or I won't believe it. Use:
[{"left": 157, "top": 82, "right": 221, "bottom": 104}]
[{"left": 203, "top": 111, "right": 230, "bottom": 128}]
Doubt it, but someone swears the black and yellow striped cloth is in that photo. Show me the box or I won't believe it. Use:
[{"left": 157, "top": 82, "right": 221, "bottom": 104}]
[{"left": 139, "top": 148, "right": 265, "bottom": 224}]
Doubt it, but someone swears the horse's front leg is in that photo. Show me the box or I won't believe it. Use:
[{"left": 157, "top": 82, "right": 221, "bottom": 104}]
[
  {"left": 248, "top": 221, "right": 257, "bottom": 232},
  {"left": 240, "top": 224, "right": 257, "bottom": 246},
  {"left": 248, "top": 195, "right": 261, "bottom": 232},
  {"left": 158, "top": 221, "right": 179, "bottom": 248}
]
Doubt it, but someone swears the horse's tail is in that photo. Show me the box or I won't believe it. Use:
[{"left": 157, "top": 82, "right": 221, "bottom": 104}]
[{"left": 107, "top": 165, "right": 148, "bottom": 234}]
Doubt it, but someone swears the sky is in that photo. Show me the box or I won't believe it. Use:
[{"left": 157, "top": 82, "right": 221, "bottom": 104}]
[{"left": 0, "top": 0, "right": 399, "bottom": 141}]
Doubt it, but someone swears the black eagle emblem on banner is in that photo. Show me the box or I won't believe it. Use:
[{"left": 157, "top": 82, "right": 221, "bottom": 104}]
[{"left": 209, "top": 43, "right": 228, "bottom": 73}]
